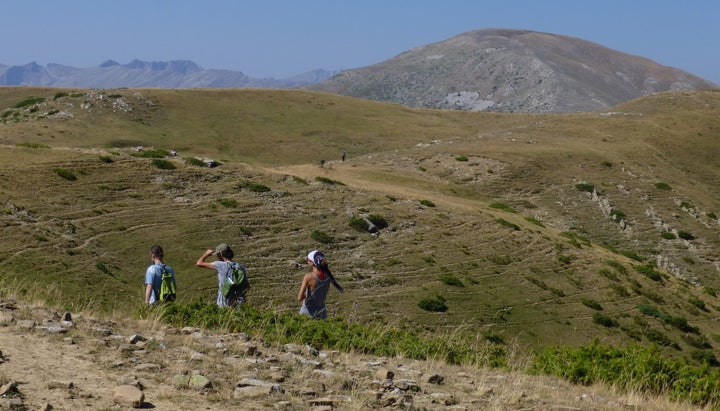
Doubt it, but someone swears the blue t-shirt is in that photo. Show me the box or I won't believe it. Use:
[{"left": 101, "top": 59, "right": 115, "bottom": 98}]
[{"left": 145, "top": 263, "right": 176, "bottom": 304}]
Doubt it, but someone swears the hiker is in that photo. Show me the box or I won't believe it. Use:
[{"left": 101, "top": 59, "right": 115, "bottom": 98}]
[
  {"left": 298, "top": 250, "right": 343, "bottom": 319},
  {"left": 196, "top": 243, "right": 249, "bottom": 307},
  {"left": 144, "top": 245, "right": 176, "bottom": 305}
]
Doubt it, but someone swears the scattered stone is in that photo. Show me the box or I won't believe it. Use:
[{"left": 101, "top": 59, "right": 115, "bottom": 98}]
[
  {"left": 16, "top": 319, "right": 35, "bottom": 329},
  {"left": 0, "top": 311, "right": 14, "bottom": 325},
  {"left": 189, "top": 374, "right": 212, "bottom": 390},
  {"left": 128, "top": 334, "right": 146, "bottom": 344},
  {"left": 375, "top": 368, "right": 394, "bottom": 380},
  {"left": 428, "top": 374, "right": 444, "bottom": 384},
  {"left": 112, "top": 384, "right": 144, "bottom": 408}
]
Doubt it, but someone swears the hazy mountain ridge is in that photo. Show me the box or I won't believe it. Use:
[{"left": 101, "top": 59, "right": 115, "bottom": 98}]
[
  {"left": 0, "top": 59, "right": 339, "bottom": 89},
  {"left": 311, "top": 28, "right": 718, "bottom": 113}
]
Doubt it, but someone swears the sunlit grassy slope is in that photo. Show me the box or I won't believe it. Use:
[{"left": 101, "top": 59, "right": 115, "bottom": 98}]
[{"left": 1, "top": 86, "right": 720, "bottom": 357}]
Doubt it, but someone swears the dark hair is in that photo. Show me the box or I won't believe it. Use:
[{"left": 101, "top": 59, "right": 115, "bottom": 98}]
[
  {"left": 150, "top": 245, "right": 164, "bottom": 259},
  {"left": 220, "top": 247, "right": 234, "bottom": 260}
]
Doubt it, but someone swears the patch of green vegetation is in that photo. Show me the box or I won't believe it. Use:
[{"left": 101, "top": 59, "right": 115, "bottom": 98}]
[
  {"left": 310, "top": 230, "right": 333, "bottom": 244},
  {"left": 524, "top": 216, "right": 544, "bottom": 227},
  {"left": 655, "top": 182, "right": 672, "bottom": 191},
  {"left": 489, "top": 202, "right": 516, "bottom": 213},
  {"left": 315, "top": 176, "right": 345, "bottom": 186},
  {"left": 455, "top": 155, "right": 468, "bottom": 162},
  {"left": 581, "top": 298, "right": 603, "bottom": 310},
  {"left": 159, "top": 302, "right": 504, "bottom": 366},
  {"left": 495, "top": 218, "right": 520, "bottom": 230},
  {"left": 677, "top": 231, "right": 695, "bottom": 240},
  {"left": 418, "top": 295, "right": 448, "bottom": 312},
  {"left": 609, "top": 209, "right": 626, "bottom": 222},
  {"left": 240, "top": 180, "right": 271, "bottom": 193},
  {"left": 439, "top": 274, "right": 464, "bottom": 287},
  {"left": 99, "top": 155, "right": 113, "bottom": 163},
  {"left": 53, "top": 168, "right": 77, "bottom": 181},
  {"left": 575, "top": 183, "right": 595, "bottom": 193},
  {"left": 217, "top": 198, "right": 238, "bottom": 208},
  {"left": 151, "top": 159, "right": 176, "bottom": 169},
  {"left": 367, "top": 214, "right": 388, "bottom": 229},
  {"left": 349, "top": 216, "right": 369, "bottom": 232},
  {"left": 660, "top": 232, "right": 676, "bottom": 240},
  {"left": 601, "top": 161, "right": 613, "bottom": 168},
  {"left": 633, "top": 264, "right": 663, "bottom": 283},
  {"left": 592, "top": 313, "right": 617, "bottom": 327},
  {"left": 53, "top": 92, "right": 69, "bottom": 100},
  {"left": 530, "top": 341, "right": 720, "bottom": 406},
  {"left": 707, "top": 212, "right": 718, "bottom": 220},
  {"left": 14, "top": 97, "right": 46, "bottom": 108},
  {"left": 134, "top": 149, "right": 170, "bottom": 158},
  {"left": 419, "top": 199, "right": 436, "bottom": 207},
  {"left": 184, "top": 157, "right": 207, "bottom": 167}
]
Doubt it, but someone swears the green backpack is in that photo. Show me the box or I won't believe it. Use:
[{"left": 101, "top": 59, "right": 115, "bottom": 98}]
[
  {"left": 159, "top": 266, "right": 176, "bottom": 302},
  {"left": 221, "top": 262, "right": 249, "bottom": 300}
]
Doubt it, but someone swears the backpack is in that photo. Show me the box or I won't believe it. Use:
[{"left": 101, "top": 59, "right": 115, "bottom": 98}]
[
  {"left": 221, "top": 262, "right": 249, "bottom": 300},
  {"left": 159, "top": 265, "right": 176, "bottom": 302}
]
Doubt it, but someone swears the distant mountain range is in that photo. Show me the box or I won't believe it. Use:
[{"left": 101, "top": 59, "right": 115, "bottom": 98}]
[
  {"left": 311, "top": 28, "right": 719, "bottom": 113},
  {"left": 0, "top": 59, "right": 339, "bottom": 89},
  {"left": 2, "top": 28, "right": 717, "bottom": 113}
]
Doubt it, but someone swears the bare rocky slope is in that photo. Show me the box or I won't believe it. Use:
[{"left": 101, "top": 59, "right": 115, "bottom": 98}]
[
  {"left": 0, "top": 301, "right": 705, "bottom": 410},
  {"left": 311, "top": 28, "right": 718, "bottom": 113}
]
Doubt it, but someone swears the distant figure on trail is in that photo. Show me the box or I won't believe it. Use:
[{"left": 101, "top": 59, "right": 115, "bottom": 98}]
[
  {"left": 342, "top": 151, "right": 346, "bottom": 161},
  {"left": 144, "top": 245, "right": 176, "bottom": 305},
  {"left": 196, "top": 243, "right": 249, "bottom": 308},
  {"left": 297, "top": 250, "right": 344, "bottom": 319}
]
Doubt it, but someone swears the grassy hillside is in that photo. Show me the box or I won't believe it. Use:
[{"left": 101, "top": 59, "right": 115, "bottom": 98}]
[{"left": 1, "top": 87, "right": 720, "bottom": 361}]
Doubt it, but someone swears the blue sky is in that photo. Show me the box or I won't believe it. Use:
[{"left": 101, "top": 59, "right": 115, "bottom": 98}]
[{"left": 2, "top": 0, "right": 718, "bottom": 83}]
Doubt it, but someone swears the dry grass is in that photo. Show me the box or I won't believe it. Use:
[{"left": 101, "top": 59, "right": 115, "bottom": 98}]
[{"left": 1, "top": 87, "right": 720, "bottom": 362}]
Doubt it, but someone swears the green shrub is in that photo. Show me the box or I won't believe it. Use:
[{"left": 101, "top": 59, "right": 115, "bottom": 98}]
[
  {"left": 133, "top": 149, "right": 170, "bottom": 158},
  {"left": 240, "top": 180, "right": 271, "bottom": 193},
  {"left": 660, "top": 232, "right": 676, "bottom": 240},
  {"left": 455, "top": 155, "right": 468, "bottom": 162},
  {"left": 601, "top": 161, "right": 613, "bottom": 168},
  {"left": 315, "top": 176, "right": 345, "bottom": 186},
  {"left": 495, "top": 218, "right": 520, "bottom": 230},
  {"left": 184, "top": 157, "right": 207, "bottom": 167},
  {"left": 581, "top": 298, "right": 603, "bottom": 310},
  {"left": 367, "top": 214, "right": 388, "bottom": 229},
  {"left": 634, "top": 264, "right": 663, "bottom": 282},
  {"left": 53, "top": 92, "right": 69, "bottom": 99},
  {"left": 419, "top": 199, "right": 436, "bottom": 207},
  {"left": 151, "top": 159, "right": 176, "bottom": 169},
  {"left": 439, "top": 274, "right": 464, "bottom": 287},
  {"left": 310, "top": 230, "right": 333, "bottom": 244},
  {"left": 592, "top": 313, "right": 617, "bottom": 327},
  {"left": 655, "top": 182, "right": 672, "bottom": 190},
  {"left": 349, "top": 216, "right": 369, "bottom": 232},
  {"left": 575, "top": 183, "right": 595, "bottom": 193},
  {"left": 418, "top": 296, "right": 448, "bottom": 312},
  {"left": 524, "top": 216, "right": 544, "bottom": 227},
  {"left": 54, "top": 168, "right": 76, "bottom": 181},
  {"left": 217, "top": 198, "right": 238, "bottom": 208},
  {"left": 678, "top": 231, "right": 695, "bottom": 240},
  {"left": 99, "top": 155, "right": 113, "bottom": 163},
  {"left": 707, "top": 212, "right": 718, "bottom": 220},
  {"left": 605, "top": 260, "right": 627, "bottom": 275},
  {"left": 609, "top": 209, "right": 626, "bottom": 221},
  {"left": 14, "top": 97, "right": 45, "bottom": 108},
  {"left": 530, "top": 341, "right": 720, "bottom": 406},
  {"left": 489, "top": 202, "right": 516, "bottom": 213}
]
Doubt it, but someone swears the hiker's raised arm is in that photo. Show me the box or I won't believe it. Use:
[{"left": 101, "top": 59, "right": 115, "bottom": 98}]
[{"left": 195, "top": 249, "right": 216, "bottom": 269}]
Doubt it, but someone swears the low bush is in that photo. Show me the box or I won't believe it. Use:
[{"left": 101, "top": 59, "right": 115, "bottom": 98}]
[
  {"left": 54, "top": 168, "right": 76, "bottom": 181},
  {"left": 530, "top": 341, "right": 720, "bottom": 406},
  {"left": 151, "top": 159, "right": 176, "bottom": 169},
  {"left": 418, "top": 295, "right": 448, "bottom": 312},
  {"left": 419, "top": 199, "right": 436, "bottom": 207},
  {"left": 495, "top": 218, "right": 520, "bottom": 230},
  {"left": 349, "top": 216, "right": 369, "bottom": 232},
  {"left": 575, "top": 183, "right": 595, "bottom": 193},
  {"left": 310, "top": 230, "right": 333, "bottom": 244},
  {"left": 439, "top": 274, "right": 464, "bottom": 287},
  {"left": 14, "top": 97, "right": 45, "bottom": 108},
  {"left": 655, "top": 182, "right": 672, "bottom": 190},
  {"left": 489, "top": 202, "right": 516, "bottom": 213}
]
